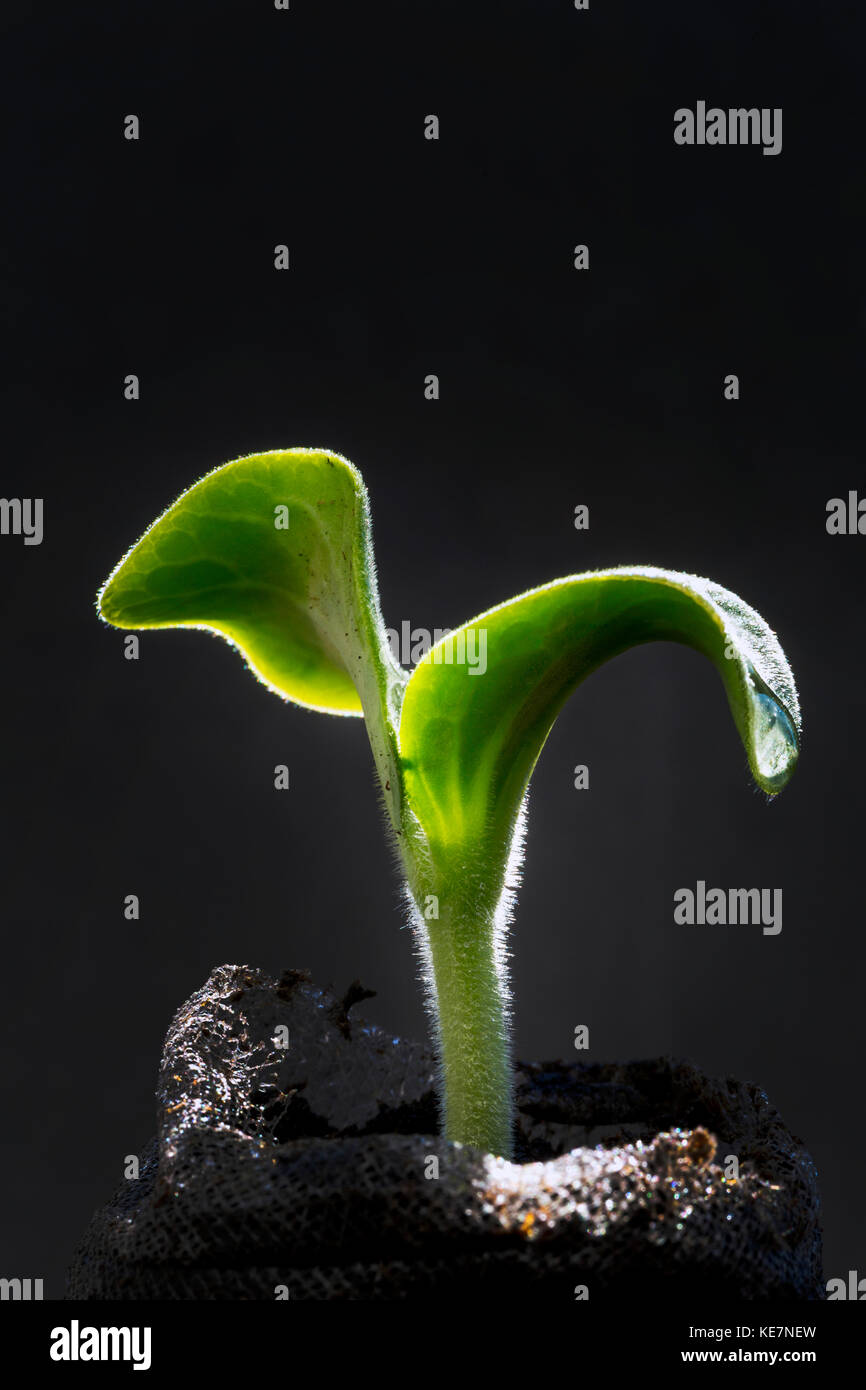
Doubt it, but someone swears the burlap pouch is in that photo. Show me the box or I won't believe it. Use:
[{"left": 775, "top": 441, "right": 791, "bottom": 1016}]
[{"left": 67, "top": 964, "right": 823, "bottom": 1300}]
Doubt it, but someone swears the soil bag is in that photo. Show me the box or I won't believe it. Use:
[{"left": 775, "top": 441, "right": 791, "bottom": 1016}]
[{"left": 68, "top": 964, "right": 823, "bottom": 1300}]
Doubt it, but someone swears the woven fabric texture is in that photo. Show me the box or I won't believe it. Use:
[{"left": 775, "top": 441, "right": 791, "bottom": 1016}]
[{"left": 67, "top": 965, "right": 823, "bottom": 1300}]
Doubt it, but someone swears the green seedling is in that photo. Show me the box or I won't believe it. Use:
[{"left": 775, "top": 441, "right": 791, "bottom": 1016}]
[{"left": 98, "top": 449, "right": 800, "bottom": 1158}]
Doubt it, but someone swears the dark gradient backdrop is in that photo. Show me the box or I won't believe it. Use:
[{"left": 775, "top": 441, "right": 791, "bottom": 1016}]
[{"left": 1, "top": 1, "right": 864, "bottom": 1297}]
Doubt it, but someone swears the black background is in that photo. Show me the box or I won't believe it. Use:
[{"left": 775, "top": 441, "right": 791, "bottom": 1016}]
[{"left": 1, "top": 0, "right": 864, "bottom": 1298}]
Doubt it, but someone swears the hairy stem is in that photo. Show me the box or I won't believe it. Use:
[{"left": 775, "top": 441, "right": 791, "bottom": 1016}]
[
  {"left": 366, "top": 682, "right": 515, "bottom": 1156},
  {"left": 417, "top": 876, "right": 514, "bottom": 1157}
]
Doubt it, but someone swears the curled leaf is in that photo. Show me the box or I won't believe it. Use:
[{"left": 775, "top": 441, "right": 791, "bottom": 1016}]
[
  {"left": 398, "top": 566, "right": 800, "bottom": 872},
  {"left": 97, "top": 448, "right": 405, "bottom": 821}
]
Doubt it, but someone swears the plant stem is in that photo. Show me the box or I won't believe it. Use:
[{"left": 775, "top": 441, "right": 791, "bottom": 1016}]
[
  {"left": 421, "top": 881, "right": 514, "bottom": 1157},
  {"left": 367, "top": 690, "right": 515, "bottom": 1156}
]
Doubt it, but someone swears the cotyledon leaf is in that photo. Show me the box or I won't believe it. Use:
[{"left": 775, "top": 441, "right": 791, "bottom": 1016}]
[
  {"left": 97, "top": 448, "right": 407, "bottom": 824},
  {"left": 398, "top": 566, "right": 801, "bottom": 875}
]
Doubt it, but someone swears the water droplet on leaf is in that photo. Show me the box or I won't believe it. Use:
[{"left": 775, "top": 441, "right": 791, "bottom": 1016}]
[{"left": 752, "top": 691, "right": 798, "bottom": 790}]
